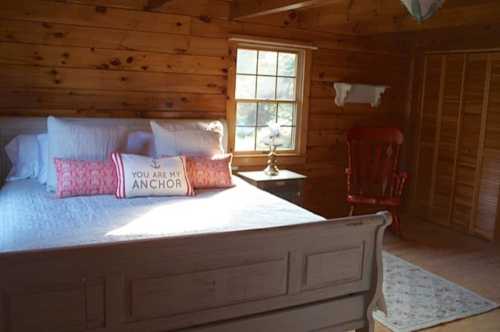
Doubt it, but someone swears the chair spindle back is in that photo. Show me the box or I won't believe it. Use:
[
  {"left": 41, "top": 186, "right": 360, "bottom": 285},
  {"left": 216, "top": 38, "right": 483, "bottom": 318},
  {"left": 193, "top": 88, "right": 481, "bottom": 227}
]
[{"left": 346, "top": 127, "right": 404, "bottom": 198}]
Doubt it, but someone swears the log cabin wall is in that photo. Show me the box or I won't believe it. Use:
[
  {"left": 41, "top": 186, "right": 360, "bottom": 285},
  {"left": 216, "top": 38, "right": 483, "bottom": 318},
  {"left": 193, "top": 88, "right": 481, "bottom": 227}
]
[
  {"left": 0, "top": 0, "right": 411, "bottom": 218},
  {"left": 408, "top": 26, "right": 500, "bottom": 241}
]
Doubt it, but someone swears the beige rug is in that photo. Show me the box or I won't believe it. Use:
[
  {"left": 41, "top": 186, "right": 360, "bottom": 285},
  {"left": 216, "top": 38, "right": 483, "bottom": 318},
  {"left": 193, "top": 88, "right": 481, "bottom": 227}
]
[{"left": 373, "top": 252, "right": 499, "bottom": 332}]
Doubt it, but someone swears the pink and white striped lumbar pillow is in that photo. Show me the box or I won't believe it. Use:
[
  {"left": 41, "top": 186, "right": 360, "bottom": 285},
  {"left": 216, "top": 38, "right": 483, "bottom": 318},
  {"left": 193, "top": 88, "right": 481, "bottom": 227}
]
[
  {"left": 186, "top": 154, "right": 234, "bottom": 189},
  {"left": 111, "top": 153, "right": 194, "bottom": 198},
  {"left": 54, "top": 158, "right": 117, "bottom": 198}
]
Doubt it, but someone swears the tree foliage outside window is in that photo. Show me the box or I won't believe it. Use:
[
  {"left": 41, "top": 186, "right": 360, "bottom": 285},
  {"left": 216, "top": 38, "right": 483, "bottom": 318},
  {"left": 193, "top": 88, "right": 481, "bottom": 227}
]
[{"left": 234, "top": 48, "right": 299, "bottom": 152}]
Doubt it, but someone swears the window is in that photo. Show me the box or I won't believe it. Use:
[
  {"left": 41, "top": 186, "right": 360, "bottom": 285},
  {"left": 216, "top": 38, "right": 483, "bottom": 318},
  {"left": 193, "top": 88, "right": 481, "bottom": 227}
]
[{"left": 232, "top": 46, "right": 306, "bottom": 154}]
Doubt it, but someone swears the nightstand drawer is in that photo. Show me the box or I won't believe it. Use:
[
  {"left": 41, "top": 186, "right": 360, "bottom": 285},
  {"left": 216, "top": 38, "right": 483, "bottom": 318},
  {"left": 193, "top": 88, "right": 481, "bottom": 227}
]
[
  {"left": 237, "top": 170, "right": 307, "bottom": 207},
  {"left": 257, "top": 179, "right": 302, "bottom": 192},
  {"left": 258, "top": 180, "right": 304, "bottom": 206},
  {"left": 268, "top": 189, "right": 303, "bottom": 206}
]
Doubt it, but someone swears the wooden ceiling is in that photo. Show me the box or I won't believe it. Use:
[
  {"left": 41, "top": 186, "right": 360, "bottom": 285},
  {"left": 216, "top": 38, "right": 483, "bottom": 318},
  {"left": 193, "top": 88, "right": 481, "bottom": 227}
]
[{"left": 231, "top": 0, "right": 500, "bottom": 35}]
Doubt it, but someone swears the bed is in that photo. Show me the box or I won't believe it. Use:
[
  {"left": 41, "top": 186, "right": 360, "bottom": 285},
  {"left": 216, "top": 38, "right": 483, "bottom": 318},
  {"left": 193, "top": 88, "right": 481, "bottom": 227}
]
[{"left": 0, "top": 117, "right": 390, "bottom": 332}]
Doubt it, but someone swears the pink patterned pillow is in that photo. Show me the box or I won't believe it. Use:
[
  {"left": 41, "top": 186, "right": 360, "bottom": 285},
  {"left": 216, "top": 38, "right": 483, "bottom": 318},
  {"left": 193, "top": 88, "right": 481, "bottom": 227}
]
[
  {"left": 186, "top": 154, "right": 234, "bottom": 189},
  {"left": 54, "top": 158, "right": 117, "bottom": 198}
]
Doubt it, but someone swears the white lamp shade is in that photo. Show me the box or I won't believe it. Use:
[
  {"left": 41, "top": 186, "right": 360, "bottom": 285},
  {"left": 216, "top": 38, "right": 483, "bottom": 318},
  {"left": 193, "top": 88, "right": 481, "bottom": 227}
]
[{"left": 401, "top": 0, "right": 445, "bottom": 22}]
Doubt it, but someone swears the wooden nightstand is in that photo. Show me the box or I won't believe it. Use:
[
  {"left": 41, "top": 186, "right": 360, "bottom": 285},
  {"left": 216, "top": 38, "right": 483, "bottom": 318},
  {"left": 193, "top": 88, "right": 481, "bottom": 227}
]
[{"left": 237, "top": 170, "right": 307, "bottom": 206}]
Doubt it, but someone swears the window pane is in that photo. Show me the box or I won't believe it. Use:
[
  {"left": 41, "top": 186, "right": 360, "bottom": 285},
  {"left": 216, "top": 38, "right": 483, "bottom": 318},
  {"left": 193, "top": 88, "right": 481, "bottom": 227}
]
[
  {"left": 276, "top": 77, "right": 295, "bottom": 100},
  {"left": 256, "top": 127, "right": 271, "bottom": 151},
  {"left": 236, "top": 102, "right": 257, "bottom": 126},
  {"left": 237, "top": 49, "right": 257, "bottom": 74},
  {"left": 235, "top": 127, "right": 256, "bottom": 151},
  {"left": 235, "top": 75, "right": 256, "bottom": 99},
  {"left": 278, "top": 103, "right": 295, "bottom": 126},
  {"left": 278, "top": 53, "right": 297, "bottom": 76},
  {"left": 257, "top": 103, "right": 277, "bottom": 126},
  {"left": 277, "top": 127, "right": 295, "bottom": 150},
  {"left": 256, "top": 76, "right": 276, "bottom": 99},
  {"left": 258, "top": 51, "right": 277, "bottom": 75}
]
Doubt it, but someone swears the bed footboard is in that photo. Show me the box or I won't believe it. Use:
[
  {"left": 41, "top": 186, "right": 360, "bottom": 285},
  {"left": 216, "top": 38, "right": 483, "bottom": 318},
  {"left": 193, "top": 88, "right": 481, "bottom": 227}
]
[{"left": 0, "top": 212, "right": 390, "bottom": 332}]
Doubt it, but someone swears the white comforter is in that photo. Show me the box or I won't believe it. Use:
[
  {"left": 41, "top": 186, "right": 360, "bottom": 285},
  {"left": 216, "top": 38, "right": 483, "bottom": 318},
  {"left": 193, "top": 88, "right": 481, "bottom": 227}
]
[{"left": 0, "top": 176, "right": 324, "bottom": 254}]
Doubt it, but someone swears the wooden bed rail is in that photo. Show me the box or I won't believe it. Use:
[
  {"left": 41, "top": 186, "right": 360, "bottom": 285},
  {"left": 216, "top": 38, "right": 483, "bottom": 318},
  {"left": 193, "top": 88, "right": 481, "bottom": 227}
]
[{"left": 0, "top": 212, "right": 391, "bottom": 332}]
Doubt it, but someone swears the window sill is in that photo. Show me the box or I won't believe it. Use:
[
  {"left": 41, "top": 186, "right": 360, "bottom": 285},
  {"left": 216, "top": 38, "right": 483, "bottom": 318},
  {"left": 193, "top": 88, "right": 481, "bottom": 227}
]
[{"left": 232, "top": 153, "right": 306, "bottom": 167}]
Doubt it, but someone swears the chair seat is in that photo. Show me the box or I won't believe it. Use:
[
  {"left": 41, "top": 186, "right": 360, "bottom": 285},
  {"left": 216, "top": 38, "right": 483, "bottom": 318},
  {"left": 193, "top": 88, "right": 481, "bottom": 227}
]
[{"left": 347, "top": 194, "right": 401, "bottom": 207}]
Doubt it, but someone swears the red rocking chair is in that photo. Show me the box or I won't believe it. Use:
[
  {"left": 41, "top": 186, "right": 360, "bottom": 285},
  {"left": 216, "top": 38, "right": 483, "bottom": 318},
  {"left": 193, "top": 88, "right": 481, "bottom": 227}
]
[{"left": 346, "top": 127, "right": 408, "bottom": 235}]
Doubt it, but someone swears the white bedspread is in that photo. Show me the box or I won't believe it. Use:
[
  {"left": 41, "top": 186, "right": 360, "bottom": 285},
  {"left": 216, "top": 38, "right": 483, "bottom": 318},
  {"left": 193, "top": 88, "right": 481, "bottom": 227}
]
[{"left": 0, "top": 176, "right": 324, "bottom": 254}]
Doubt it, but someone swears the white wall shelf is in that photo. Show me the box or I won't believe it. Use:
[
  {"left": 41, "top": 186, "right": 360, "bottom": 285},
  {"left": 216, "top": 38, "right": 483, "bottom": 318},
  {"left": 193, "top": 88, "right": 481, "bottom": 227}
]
[{"left": 333, "top": 83, "right": 389, "bottom": 108}]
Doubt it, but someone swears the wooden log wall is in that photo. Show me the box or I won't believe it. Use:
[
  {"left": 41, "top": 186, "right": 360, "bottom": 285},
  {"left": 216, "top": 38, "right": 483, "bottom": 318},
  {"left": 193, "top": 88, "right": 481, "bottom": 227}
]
[{"left": 0, "top": 0, "right": 411, "bottom": 218}]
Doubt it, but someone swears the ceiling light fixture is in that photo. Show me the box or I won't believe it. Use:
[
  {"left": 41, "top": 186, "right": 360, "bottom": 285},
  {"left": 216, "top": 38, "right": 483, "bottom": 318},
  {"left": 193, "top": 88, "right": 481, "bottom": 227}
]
[{"left": 400, "top": 0, "right": 445, "bottom": 22}]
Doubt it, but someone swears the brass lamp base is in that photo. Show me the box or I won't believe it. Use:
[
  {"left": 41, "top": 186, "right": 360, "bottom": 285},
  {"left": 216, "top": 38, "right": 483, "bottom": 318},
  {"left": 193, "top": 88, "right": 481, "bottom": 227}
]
[{"left": 264, "top": 164, "right": 279, "bottom": 176}]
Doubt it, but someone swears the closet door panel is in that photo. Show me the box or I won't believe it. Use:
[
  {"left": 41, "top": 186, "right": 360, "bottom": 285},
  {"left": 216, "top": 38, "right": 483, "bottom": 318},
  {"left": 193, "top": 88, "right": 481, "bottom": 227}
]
[
  {"left": 476, "top": 55, "right": 500, "bottom": 239},
  {"left": 431, "top": 54, "right": 465, "bottom": 225},
  {"left": 414, "top": 51, "right": 500, "bottom": 240},
  {"left": 451, "top": 54, "right": 488, "bottom": 231},
  {"left": 415, "top": 55, "right": 443, "bottom": 219}
]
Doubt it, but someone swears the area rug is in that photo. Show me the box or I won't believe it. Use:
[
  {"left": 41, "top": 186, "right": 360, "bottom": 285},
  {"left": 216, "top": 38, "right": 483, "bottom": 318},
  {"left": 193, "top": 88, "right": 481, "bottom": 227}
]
[{"left": 373, "top": 252, "right": 499, "bottom": 332}]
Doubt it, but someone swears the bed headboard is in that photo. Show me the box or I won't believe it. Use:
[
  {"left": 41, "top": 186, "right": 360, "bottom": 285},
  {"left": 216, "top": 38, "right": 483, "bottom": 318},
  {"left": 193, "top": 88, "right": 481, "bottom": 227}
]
[{"left": 0, "top": 117, "right": 228, "bottom": 185}]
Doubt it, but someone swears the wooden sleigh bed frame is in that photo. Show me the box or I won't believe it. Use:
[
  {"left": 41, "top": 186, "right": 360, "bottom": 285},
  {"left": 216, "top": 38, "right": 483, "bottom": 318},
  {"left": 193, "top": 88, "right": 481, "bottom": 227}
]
[
  {"left": 0, "top": 117, "right": 391, "bottom": 332},
  {"left": 0, "top": 213, "right": 390, "bottom": 332}
]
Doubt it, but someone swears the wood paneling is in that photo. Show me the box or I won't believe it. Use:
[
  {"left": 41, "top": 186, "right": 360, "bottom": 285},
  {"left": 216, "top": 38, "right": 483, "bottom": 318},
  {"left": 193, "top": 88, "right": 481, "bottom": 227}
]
[
  {"left": 0, "top": 19, "right": 229, "bottom": 56},
  {"left": 295, "top": 0, "right": 500, "bottom": 35},
  {"left": 0, "top": 0, "right": 192, "bottom": 34},
  {"left": 0, "top": 43, "right": 229, "bottom": 75},
  {"left": 230, "top": 0, "right": 341, "bottom": 20},
  {"left": 0, "top": 0, "right": 410, "bottom": 218}
]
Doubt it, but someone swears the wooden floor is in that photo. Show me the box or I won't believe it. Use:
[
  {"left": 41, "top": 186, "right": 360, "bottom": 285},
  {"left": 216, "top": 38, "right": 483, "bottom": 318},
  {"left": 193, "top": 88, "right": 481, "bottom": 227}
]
[{"left": 375, "top": 216, "right": 500, "bottom": 332}]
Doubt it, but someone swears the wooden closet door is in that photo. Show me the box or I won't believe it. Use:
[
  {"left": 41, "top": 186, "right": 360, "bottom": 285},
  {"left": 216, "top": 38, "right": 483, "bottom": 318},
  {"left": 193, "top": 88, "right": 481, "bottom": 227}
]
[
  {"left": 476, "top": 54, "right": 499, "bottom": 240},
  {"left": 414, "top": 55, "right": 444, "bottom": 220},
  {"left": 451, "top": 53, "right": 489, "bottom": 231},
  {"left": 427, "top": 54, "right": 466, "bottom": 226}
]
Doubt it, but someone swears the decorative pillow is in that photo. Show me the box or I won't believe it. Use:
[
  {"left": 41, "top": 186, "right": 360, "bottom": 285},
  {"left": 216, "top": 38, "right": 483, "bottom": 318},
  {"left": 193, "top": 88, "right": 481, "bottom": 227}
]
[
  {"left": 126, "top": 131, "right": 155, "bottom": 157},
  {"left": 5, "top": 134, "right": 40, "bottom": 181},
  {"left": 186, "top": 154, "right": 234, "bottom": 189},
  {"left": 54, "top": 159, "right": 117, "bottom": 198},
  {"left": 37, "top": 134, "right": 48, "bottom": 184},
  {"left": 111, "top": 153, "right": 194, "bottom": 198},
  {"left": 151, "top": 121, "right": 223, "bottom": 157},
  {"left": 47, "top": 116, "right": 128, "bottom": 192}
]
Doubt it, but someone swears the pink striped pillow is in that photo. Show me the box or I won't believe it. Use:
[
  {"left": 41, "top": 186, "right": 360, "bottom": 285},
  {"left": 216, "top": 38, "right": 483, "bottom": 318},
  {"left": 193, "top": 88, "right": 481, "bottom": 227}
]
[
  {"left": 54, "top": 158, "right": 117, "bottom": 198},
  {"left": 186, "top": 154, "right": 234, "bottom": 189}
]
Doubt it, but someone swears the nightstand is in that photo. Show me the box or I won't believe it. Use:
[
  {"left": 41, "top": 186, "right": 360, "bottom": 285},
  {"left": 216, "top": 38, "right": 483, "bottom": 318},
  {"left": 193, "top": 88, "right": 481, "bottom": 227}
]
[{"left": 237, "top": 170, "right": 307, "bottom": 206}]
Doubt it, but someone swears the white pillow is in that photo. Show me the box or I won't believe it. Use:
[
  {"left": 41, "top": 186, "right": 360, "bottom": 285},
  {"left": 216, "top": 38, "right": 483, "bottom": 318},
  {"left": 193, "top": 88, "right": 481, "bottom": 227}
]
[
  {"left": 151, "top": 121, "right": 223, "bottom": 157},
  {"left": 5, "top": 134, "right": 40, "bottom": 181},
  {"left": 111, "top": 153, "right": 194, "bottom": 198},
  {"left": 37, "top": 134, "right": 48, "bottom": 184},
  {"left": 126, "top": 131, "right": 155, "bottom": 157},
  {"left": 46, "top": 117, "right": 128, "bottom": 191}
]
